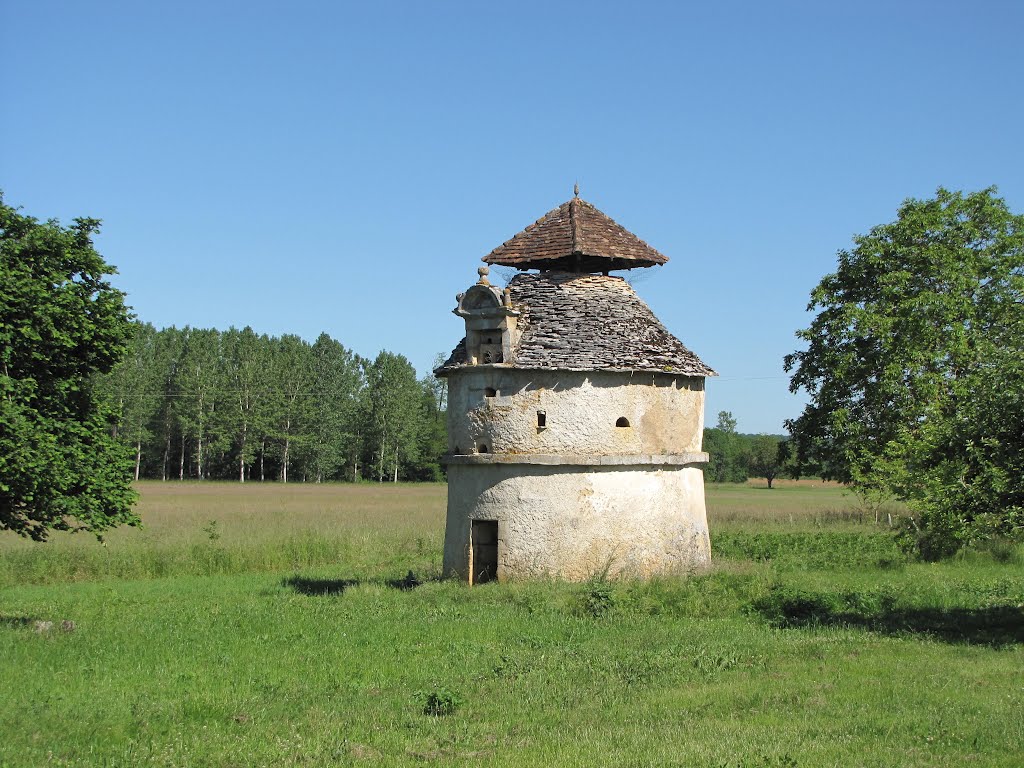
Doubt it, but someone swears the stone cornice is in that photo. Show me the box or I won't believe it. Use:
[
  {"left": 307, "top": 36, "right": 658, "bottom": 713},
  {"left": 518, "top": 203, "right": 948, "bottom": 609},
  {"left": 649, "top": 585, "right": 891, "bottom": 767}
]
[{"left": 442, "top": 452, "right": 709, "bottom": 467}]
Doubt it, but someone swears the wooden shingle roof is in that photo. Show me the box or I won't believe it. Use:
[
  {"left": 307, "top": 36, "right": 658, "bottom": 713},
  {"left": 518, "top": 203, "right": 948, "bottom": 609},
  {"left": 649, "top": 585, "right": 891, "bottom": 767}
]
[
  {"left": 439, "top": 272, "right": 715, "bottom": 376},
  {"left": 482, "top": 197, "right": 668, "bottom": 272}
]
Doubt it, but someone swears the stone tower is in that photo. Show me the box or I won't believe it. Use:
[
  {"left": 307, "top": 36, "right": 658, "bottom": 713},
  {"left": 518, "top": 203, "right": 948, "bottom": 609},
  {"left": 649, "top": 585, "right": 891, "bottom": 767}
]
[{"left": 437, "top": 194, "right": 715, "bottom": 583}]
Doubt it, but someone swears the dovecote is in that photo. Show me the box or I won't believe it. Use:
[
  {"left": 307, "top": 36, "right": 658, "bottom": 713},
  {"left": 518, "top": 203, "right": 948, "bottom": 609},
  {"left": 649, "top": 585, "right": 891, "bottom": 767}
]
[{"left": 438, "top": 194, "right": 715, "bottom": 583}]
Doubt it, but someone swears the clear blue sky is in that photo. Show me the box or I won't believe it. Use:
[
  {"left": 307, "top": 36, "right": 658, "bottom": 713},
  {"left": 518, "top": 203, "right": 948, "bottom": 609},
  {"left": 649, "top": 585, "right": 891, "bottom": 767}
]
[{"left": 3, "top": 1, "right": 1022, "bottom": 434}]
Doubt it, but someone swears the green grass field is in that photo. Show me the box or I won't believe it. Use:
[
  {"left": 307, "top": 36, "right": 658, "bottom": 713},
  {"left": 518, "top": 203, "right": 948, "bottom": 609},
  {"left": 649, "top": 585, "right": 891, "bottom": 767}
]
[{"left": 1, "top": 481, "right": 1022, "bottom": 767}]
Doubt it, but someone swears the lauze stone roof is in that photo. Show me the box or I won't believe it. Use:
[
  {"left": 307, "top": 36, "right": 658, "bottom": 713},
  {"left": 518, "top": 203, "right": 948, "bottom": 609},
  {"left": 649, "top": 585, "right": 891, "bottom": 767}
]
[
  {"left": 440, "top": 272, "right": 716, "bottom": 376},
  {"left": 483, "top": 197, "right": 668, "bottom": 272}
]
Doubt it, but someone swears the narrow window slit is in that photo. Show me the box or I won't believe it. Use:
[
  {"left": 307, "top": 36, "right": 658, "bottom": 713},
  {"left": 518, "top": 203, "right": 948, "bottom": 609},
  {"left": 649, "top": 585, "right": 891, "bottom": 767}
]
[{"left": 537, "top": 410, "right": 546, "bottom": 429}]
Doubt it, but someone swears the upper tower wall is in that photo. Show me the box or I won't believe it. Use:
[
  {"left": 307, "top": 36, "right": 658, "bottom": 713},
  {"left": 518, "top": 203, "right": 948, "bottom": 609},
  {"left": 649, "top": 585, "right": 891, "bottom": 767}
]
[{"left": 446, "top": 368, "right": 706, "bottom": 457}]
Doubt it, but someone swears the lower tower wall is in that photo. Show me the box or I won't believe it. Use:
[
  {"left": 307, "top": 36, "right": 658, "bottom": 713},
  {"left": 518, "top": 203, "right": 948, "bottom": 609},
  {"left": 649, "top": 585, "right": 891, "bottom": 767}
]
[{"left": 443, "top": 462, "right": 710, "bottom": 582}]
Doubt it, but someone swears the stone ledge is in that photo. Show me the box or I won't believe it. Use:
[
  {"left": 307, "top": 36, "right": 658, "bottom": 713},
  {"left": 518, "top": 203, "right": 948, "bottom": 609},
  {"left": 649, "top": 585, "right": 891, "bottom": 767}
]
[{"left": 442, "top": 452, "right": 709, "bottom": 467}]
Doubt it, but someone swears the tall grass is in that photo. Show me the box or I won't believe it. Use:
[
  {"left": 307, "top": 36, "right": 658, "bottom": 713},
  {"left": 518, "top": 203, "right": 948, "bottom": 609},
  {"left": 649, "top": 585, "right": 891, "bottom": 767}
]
[
  {"left": 0, "top": 482, "right": 446, "bottom": 587},
  {"left": 1, "top": 479, "right": 879, "bottom": 587}
]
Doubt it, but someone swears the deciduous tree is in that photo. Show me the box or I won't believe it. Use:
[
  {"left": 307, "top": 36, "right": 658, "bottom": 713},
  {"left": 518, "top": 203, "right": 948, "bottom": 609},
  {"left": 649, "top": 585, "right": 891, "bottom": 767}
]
[
  {"left": 746, "top": 434, "right": 787, "bottom": 489},
  {"left": 0, "top": 195, "right": 137, "bottom": 540},
  {"left": 785, "top": 187, "right": 1024, "bottom": 555}
]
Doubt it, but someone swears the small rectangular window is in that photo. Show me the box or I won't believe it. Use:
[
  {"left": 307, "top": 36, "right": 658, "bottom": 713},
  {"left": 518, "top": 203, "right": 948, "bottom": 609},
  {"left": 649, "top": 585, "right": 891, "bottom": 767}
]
[{"left": 537, "top": 410, "right": 546, "bottom": 429}]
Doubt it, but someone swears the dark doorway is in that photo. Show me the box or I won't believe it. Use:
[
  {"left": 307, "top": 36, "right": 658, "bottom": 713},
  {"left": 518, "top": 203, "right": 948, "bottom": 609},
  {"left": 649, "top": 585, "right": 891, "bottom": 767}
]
[{"left": 471, "top": 520, "right": 499, "bottom": 585}]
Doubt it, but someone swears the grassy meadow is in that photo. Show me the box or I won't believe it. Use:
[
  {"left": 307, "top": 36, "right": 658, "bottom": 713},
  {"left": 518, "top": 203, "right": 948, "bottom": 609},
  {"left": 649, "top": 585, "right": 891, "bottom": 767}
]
[{"left": 1, "top": 480, "right": 1022, "bottom": 767}]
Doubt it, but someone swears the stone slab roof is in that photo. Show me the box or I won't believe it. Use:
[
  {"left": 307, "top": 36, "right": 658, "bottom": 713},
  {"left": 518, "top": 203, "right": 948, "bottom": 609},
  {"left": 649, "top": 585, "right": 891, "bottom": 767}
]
[
  {"left": 482, "top": 197, "right": 668, "bottom": 272},
  {"left": 439, "top": 272, "right": 715, "bottom": 376}
]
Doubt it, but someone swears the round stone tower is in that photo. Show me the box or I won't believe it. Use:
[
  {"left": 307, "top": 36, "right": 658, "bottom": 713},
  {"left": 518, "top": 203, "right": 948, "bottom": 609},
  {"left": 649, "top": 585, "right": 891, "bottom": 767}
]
[{"left": 437, "top": 193, "right": 716, "bottom": 583}]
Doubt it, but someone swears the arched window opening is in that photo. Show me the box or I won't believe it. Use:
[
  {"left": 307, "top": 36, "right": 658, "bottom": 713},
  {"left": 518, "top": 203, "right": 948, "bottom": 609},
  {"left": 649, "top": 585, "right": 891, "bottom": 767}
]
[
  {"left": 616, "top": 417, "right": 630, "bottom": 428},
  {"left": 478, "top": 443, "right": 490, "bottom": 454},
  {"left": 454, "top": 445, "right": 461, "bottom": 454},
  {"left": 485, "top": 387, "right": 497, "bottom": 398},
  {"left": 537, "top": 410, "right": 547, "bottom": 429}
]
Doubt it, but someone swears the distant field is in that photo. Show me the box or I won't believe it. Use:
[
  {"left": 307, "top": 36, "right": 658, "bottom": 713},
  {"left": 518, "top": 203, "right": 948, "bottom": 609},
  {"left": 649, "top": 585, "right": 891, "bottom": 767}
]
[
  {"left": 0, "top": 480, "right": 867, "bottom": 587},
  {"left": 1, "top": 481, "right": 1021, "bottom": 766}
]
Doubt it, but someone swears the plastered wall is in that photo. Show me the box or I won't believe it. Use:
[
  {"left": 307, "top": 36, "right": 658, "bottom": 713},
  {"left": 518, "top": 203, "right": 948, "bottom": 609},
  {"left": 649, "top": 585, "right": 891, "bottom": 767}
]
[
  {"left": 443, "top": 463, "right": 711, "bottom": 581},
  {"left": 445, "top": 369, "right": 706, "bottom": 457}
]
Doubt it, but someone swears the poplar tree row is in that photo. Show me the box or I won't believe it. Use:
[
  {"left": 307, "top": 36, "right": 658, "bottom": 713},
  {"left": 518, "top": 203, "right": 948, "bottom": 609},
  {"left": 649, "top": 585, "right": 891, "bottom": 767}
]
[{"left": 96, "top": 323, "right": 447, "bottom": 483}]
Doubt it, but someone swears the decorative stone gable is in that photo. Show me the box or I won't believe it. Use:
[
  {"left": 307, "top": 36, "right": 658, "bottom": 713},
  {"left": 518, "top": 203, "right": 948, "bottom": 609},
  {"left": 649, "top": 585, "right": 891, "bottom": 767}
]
[{"left": 453, "top": 267, "right": 520, "bottom": 366}]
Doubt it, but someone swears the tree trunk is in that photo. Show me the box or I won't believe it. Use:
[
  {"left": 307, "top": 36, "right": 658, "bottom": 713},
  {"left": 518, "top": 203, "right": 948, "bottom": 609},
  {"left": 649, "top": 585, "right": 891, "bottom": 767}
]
[
  {"left": 260, "top": 438, "right": 266, "bottom": 482},
  {"left": 282, "top": 437, "right": 290, "bottom": 483},
  {"left": 179, "top": 436, "right": 185, "bottom": 480},
  {"left": 134, "top": 441, "right": 142, "bottom": 481},
  {"left": 239, "top": 423, "right": 247, "bottom": 483},
  {"left": 393, "top": 444, "right": 399, "bottom": 483}
]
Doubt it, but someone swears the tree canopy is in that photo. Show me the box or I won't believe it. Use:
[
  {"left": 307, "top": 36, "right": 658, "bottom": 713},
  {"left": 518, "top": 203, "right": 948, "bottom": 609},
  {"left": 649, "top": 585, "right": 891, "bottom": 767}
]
[
  {"left": 0, "top": 194, "right": 138, "bottom": 540},
  {"left": 785, "top": 187, "right": 1024, "bottom": 556}
]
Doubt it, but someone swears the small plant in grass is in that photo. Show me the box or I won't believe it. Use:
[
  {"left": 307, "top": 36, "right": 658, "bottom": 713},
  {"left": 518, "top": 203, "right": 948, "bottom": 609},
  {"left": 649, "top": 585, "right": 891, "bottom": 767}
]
[
  {"left": 415, "top": 687, "right": 461, "bottom": 717},
  {"left": 581, "top": 579, "right": 616, "bottom": 618},
  {"left": 202, "top": 520, "right": 221, "bottom": 542},
  {"left": 692, "top": 650, "right": 740, "bottom": 675}
]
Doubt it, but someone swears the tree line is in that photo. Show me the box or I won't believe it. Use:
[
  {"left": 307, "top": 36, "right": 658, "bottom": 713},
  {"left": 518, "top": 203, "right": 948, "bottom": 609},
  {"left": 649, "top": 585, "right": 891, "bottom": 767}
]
[{"left": 95, "top": 323, "right": 447, "bottom": 484}]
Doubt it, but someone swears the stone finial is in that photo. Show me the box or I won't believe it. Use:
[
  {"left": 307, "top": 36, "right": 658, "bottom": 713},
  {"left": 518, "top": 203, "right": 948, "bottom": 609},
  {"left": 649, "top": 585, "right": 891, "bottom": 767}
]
[
  {"left": 502, "top": 287, "right": 512, "bottom": 307},
  {"left": 574, "top": 182, "right": 579, "bottom": 198},
  {"left": 477, "top": 265, "right": 491, "bottom": 286}
]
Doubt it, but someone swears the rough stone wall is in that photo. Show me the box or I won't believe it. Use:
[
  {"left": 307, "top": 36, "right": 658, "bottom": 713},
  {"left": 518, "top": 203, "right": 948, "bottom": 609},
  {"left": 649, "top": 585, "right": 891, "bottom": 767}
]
[
  {"left": 446, "top": 369, "right": 706, "bottom": 457},
  {"left": 443, "top": 463, "right": 711, "bottom": 581}
]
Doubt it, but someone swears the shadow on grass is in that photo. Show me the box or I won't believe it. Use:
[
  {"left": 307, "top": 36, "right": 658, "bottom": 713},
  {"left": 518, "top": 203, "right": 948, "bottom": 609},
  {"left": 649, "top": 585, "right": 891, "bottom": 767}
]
[
  {"left": 753, "top": 591, "right": 1024, "bottom": 647},
  {"left": 282, "top": 576, "right": 361, "bottom": 596},
  {"left": 0, "top": 615, "right": 35, "bottom": 629},
  {"left": 283, "top": 570, "right": 428, "bottom": 596}
]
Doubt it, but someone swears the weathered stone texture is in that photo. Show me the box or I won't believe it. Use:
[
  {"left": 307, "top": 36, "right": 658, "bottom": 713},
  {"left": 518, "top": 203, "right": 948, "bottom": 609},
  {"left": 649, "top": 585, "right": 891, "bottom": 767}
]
[
  {"left": 443, "top": 464, "right": 711, "bottom": 581},
  {"left": 439, "top": 272, "right": 716, "bottom": 377},
  {"left": 446, "top": 369, "right": 706, "bottom": 457}
]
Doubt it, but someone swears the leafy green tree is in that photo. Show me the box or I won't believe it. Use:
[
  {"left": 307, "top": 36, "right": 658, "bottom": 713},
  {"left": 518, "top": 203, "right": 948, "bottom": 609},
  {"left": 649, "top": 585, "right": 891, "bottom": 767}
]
[
  {"left": 175, "top": 327, "right": 226, "bottom": 479},
  {"left": 412, "top": 370, "right": 447, "bottom": 482},
  {"left": 301, "top": 333, "right": 364, "bottom": 482},
  {"left": 785, "top": 187, "right": 1024, "bottom": 555},
  {"left": 746, "top": 434, "right": 787, "bottom": 489},
  {"left": 703, "top": 411, "right": 748, "bottom": 483},
  {"left": 0, "top": 195, "right": 137, "bottom": 540},
  {"left": 269, "top": 334, "right": 313, "bottom": 482},
  {"left": 364, "top": 351, "right": 423, "bottom": 482},
  {"left": 222, "top": 326, "right": 270, "bottom": 482},
  {"left": 148, "top": 327, "right": 183, "bottom": 481},
  {"left": 97, "top": 322, "right": 164, "bottom": 480}
]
